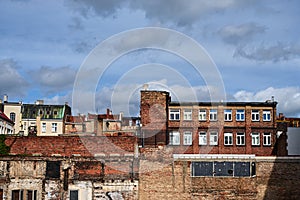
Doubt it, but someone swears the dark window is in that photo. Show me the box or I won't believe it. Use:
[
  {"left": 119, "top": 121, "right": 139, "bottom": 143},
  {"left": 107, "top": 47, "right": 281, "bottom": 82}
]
[
  {"left": 234, "top": 162, "right": 250, "bottom": 177},
  {"left": 27, "top": 190, "right": 37, "bottom": 200},
  {"left": 214, "top": 162, "right": 233, "bottom": 176},
  {"left": 10, "top": 112, "right": 16, "bottom": 122},
  {"left": 70, "top": 190, "right": 78, "bottom": 200},
  {"left": 12, "top": 190, "right": 23, "bottom": 200},
  {"left": 46, "top": 161, "right": 61, "bottom": 179},
  {"left": 192, "top": 162, "right": 213, "bottom": 176},
  {"left": 251, "top": 162, "right": 256, "bottom": 176},
  {"left": 0, "top": 189, "right": 3, "bottom": 200}
]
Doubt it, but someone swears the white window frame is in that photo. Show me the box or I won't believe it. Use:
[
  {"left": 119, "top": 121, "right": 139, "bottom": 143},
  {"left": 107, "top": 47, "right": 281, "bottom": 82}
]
[
  {"left": 10, "top": 112, "right": 16, "bottom": 122},
  {"left": 224, "top": 109, "right": 232, "bottom": 121},
  {"left": 224, "top": 132, "right": 233, "bottom": 145},
  {"left": 169, "top": 131, "right": 180, "bottom": 145},
  {"left": 263, "top": 110, "right": 271, "bottom": 121},
  {"left": 42, "top": 123, "right": 46, "bottom": 133},
  {"left": 199, "top": 132, "right": 207, "bottom": 145},
  {"left": 263, "top": 132, "right": 271, "bottom": 146},
  {"left": 251, "top": 133, "right": 260, "bottom": 146},
  {"left": 209, "top": 109, "right": 217, "bottom": 121},
  {"left": 169, "top": 109, "right": 180, "bottom": 121},
  {"left": 198, "top": 109, "right": 206, "bottom": 121},
  {"left": 209, "top": 131, "right": 218, "bottom": 145},
  {"left": 236, "top": 109, "right": 245, "bottom": 121},
  {"left": 251, "top": 110, "right": 260, "bottom": 121},
  {"left": 236, "top": 132, "right": 245, "bottom": 145},
  {"left": 183, "top": 109, "right": 192, "bottom": 121},
  {"left": 51, "top": 123, "right": 57, "bottom": 133},
  {"left": 183, "top": 131, "right": 192, "bottom": 145}
]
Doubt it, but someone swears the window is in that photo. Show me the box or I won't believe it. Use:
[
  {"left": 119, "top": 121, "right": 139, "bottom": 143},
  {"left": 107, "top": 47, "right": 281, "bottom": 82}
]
[
  {"left": 12, "top": 190, "right": 23, "bottom": 200},
  {"left": 169, "top": 131, "right": 180, "bottom": 145},
  {"left": 251, "top": 110, "right": 260, "bottom": 121},
  {"left": 236, "top": 132, "right": 245, "bottom": 145},
  {"left": 209, "top": 132, "right": 218, "bottom": 145},
  {"left": 183, "top": 109, "right": 192, "bottom": 120},
  {"left": 224, "top": 132, "right": 233, "bottom": 145},
  {"left": 42, "top": 123, "right": 46, "bottom": 133},
  {"left": 70, "top": 190, "right": 78, "bottom": 200},
  {"left": 183, "top": 131, "right": 192, "bottom": 145},
  {"left": 263, "top": 110, "right": 271, "bottom": 121},
  {"left": 53, "top": 110, "right": 58, "bottom": 115},
  {"left": 169, "top": 109, "right": 180, "bottom": 120},
  {"left": 236, "top": 109, "right": 245, "bottom": 121},
  {"left": 224, "top": 109, "right": 232, "bottom": 121},
  {"left": 209, "top": 109, "right": 217, "bottom": 121},
  {"left": 263, "top": 133, "right": 271, "bottom": 146},
  {"left": 198, "top": 109, "right": 206, "bottom": 121},
  {"left": 251, "top": 133, "right": 260, "bottom": 146},
  {"left": 27, "top": 190, "right": 37, "bottom": 200},
  {"left": 46, "top": 161, "right": 61, "bottom": 179},
  {"left": 199, "top": 132, "right": 207, "bottom": 145},
  {"left": 51, "top": 123, "right": 57, "bottom": 132},
  {"left": 10, "top": 112, "right": 16, "bottom": 122}
]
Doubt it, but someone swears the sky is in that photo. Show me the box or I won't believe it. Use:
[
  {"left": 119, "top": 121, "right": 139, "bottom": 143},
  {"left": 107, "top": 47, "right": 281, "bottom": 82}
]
[{"left": 0, "top": 0, "right": 300, "bottom": 117}]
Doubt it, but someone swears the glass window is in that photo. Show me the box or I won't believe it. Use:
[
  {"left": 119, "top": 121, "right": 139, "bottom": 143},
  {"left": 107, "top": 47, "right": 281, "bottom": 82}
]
[
  {"left": 224, "top": 132, "right": 233, "bottom": 145},
  {"left": 183, "top": 131, "right": 192, "bottom": 145},
  {"left": 42, "top": 123, "right": 46, "bottom": 133},
  {"left": 51, "top": 123, "right": 57, "bottom": 133},
  {"left": 236, "top": 110, "right": 245, "bottom": 121},
  {"left": 70, "top": 190, "right": 78, "bottom": 200},
  {"left": 10, "top": 112, "right": 16, "bottom": 122},
  {"left": 263, "top": 110, "right": 271, "bottom": 121},
  {"left": 199, "top": 132, "right": 207, "bottom": 145},
  {"left": 169, "top": 109, "right": 180, "bottom": 120},
  {"left": 251, "top": 110, "right": 260, "bottom": 121},
  {"left": 252, "top": 133, "right": 260, "bottom": 145},
  {"left": 183, "top": 109, "right": 192, "bottom": 120},
  {"left": 224, "top": 109, "right": 232, "bottom": 121},
  {"left": 263, "top": 133, "right": 271, "bottom": 146},
  {"left": 209, "top": 109, "right": 217, "bottom": 121},
  {"left": 210, "top": 132, "right": 218, "bottom": 145},
  {"left": 236, "top": 132, "right": 245, "bottom": 145},
  {"left": 199, "top": 109, "right": 206, "bottom": 121},
  {"left": 169, "top": 131, "right": 180, "bottom": 145}
]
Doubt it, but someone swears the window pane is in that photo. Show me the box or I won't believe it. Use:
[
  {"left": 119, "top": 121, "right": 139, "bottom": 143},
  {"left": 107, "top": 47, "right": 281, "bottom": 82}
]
[
  {"left": 199, "top": 132, "right": 207, "bottom": 145},
  {"left": 70, "top": 190, "right": 78, "bottom": 200}
]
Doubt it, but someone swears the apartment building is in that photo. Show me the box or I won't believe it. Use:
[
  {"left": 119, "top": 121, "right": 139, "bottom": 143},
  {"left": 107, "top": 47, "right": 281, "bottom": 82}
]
[{"left": 140, "top": 90, "right": 278, "bottom": 156}]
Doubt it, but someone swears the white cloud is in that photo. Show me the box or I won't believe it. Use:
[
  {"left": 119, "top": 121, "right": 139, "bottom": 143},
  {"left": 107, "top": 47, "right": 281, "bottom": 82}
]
[
  {"left": 234, "top": 87, "right": 300, "bottom": 117},
  {"left": 0, "top": 59, "right": 29, "bottom": 98}
]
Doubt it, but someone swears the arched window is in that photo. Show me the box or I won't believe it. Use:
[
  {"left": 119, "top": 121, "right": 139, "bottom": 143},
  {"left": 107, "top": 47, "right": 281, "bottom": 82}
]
[{"left": 10, "top": 112, "right": 16, "bottom": 122}]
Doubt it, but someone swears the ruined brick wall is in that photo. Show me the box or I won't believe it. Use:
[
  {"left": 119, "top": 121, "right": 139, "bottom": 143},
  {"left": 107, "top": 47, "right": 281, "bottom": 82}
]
[
  {"left": 4, "top": 136, "right": 136, "bottom": 157},
  {"left": 139, "top": 155, "right": 300, "bottom": 200}
]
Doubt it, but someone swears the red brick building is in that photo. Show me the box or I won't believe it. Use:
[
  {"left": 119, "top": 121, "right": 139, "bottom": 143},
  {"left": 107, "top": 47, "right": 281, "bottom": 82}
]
[{"left": 140, "top": 90, "right": 278, "bottom": 156}]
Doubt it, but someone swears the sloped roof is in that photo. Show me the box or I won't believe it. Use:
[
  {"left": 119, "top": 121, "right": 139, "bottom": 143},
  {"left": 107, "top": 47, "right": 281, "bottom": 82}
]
[{"left": 0, "top": 111, "right": 14, "bottom": 124}]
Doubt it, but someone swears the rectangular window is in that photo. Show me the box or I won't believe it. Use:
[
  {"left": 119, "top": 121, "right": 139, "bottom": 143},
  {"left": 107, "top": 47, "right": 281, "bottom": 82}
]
[
  {"left": 224, "top": 109, "right": 232, "bottom": 121},
  {"left": 46, "top": 161, "right": 61, "bottom": 179},
  {"left": 251, "top": 110, "right": 260, "bottom": 121},
  {"left": 10, "top": 112, "right": 16, "bottom": 122},
  {"left": 183, "top": 131, "right": 192, "bottom": 145},
  {"left": 70, "top": 190, "right": 78, "bottom": 200},
  {"left": 224, "top": 132, "right": 233, "bottom": 145},
  {"left": 199, "top": 132, "right": 207, "bottom": 145},
  {"left": 198, "top": 109, "right": 206, "bottom": 121},
  {"left": 183, "top": 109, "right": 192, "bottom": 120},
  {"left": 42, "top": 123, "right": 46, "bottom": 133},
  {"left": 251, "top": 133, "right": 260, "bottom": 146},
  {"left": 51, "top": 123, "right": 57, "bottom": 132},
  {"left": 169, "top": 109, "right": 180, "bottom": 120},
  {"left": 209, "top": 132, "right": 218, "bottom": 145},
  {"left": 236, "top": 109, "right": 245, "bottom": 121},
  {"left": 209, "top": 109, "right": 217, "bottom": 121},
  {"left": 27, "top": 190, "right": 37, "bottom": 200},
  {"left": 169, "top": 131, "right": 180, "bottom": 145},
  {"left": 263, "top": 110, "right": 271, "bottom": 121},
  {"left": 236, "top": 132, "right": 245, "bottom": 145},
  {"left": 263, "top": 133, "right": 271, "bottom": 146},
  {"left": 12, "top": 190, "right": 23, "bottom": 200}
]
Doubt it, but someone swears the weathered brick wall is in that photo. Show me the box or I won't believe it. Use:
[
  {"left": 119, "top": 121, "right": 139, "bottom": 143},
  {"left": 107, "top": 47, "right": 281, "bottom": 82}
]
[
  {"left": 139, "top": 156, "right": 300, "bottom": 200},
  {"left": 4, "top": 136, "right": 136, "bottom": 157}
]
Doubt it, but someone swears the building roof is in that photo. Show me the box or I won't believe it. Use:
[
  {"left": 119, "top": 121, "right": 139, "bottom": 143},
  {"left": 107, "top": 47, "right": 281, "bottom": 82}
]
[
  {"left": 21, "top": 104, "right": 71, "bottom": 119},
  {"left": 0, "top": 111, "right": 14, "bottom": 124}
]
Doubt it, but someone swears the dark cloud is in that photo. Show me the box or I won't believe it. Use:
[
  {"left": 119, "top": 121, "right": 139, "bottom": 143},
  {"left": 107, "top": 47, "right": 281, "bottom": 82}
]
[
  {"left": 218, "top": 23, "right": 266, "bottom": 45},
  {"left": 234, "top": 42, "right": 300, "bottom": 62},
  {"left": 0, "top": 59, "right": 29, "bottom": 98},
  {"left": 31, "top": 66, "right": 77, "bottom": 94}
]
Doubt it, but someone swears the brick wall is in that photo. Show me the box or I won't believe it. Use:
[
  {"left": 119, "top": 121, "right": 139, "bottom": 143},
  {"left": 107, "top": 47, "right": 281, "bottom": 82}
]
[{"left": 4, "top": 136, "right": 136, "bottom": 157}]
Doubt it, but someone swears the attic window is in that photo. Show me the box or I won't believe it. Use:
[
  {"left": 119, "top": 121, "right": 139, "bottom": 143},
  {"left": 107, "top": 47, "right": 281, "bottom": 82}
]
[
  {"left": 46, "top": 110, "right": 51, "bottom": 115},
  {"left": 39, "top": 110, "right": 43, "bottom": 115},
  {"left": 53, "top": 110, "right": 58, "bottom": 115}
]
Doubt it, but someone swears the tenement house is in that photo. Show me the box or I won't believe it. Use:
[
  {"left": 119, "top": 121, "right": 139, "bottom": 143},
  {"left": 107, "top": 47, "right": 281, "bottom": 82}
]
[{"left": 140, "top": 90, "right": 278, "bottom": 156}]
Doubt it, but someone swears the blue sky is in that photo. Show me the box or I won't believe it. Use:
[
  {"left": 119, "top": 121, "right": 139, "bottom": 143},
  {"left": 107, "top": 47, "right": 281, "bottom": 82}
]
[{"left": 1, "top": 0, "right": 300, "bottom": 117}]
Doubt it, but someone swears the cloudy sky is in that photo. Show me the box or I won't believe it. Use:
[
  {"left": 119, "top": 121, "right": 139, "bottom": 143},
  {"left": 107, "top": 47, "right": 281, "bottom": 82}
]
[{"left": 1, "top": 0, "right": 300, "bottom": 117}]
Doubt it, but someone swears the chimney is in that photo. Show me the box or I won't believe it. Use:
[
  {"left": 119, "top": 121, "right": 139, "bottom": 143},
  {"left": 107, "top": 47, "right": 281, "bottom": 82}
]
[
  {"left": 106, "top": 108, "right": 110, "bottom": 118},
  {"left": 143, "top": 84, "right": 149, "bottom": 91},
  {"left": 35, "top": 100, "right": 44, "bottom": 105},
  {"left": 3, "top": 94, "right": 8, "bottom": 103},
  {"left": 119, "top": 111, "right": 124, "bottom": 121}
]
